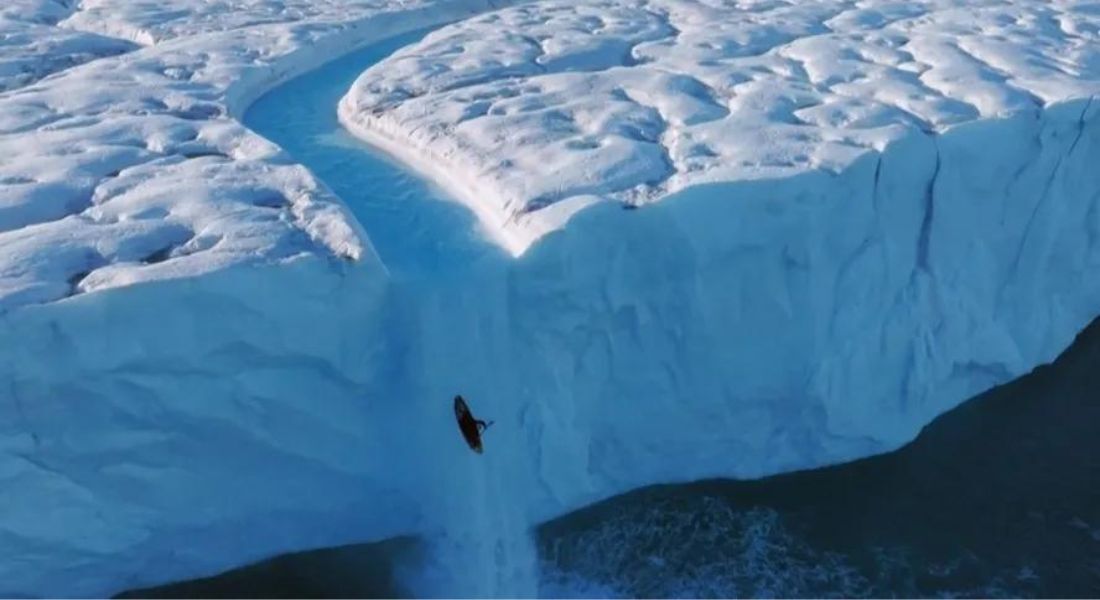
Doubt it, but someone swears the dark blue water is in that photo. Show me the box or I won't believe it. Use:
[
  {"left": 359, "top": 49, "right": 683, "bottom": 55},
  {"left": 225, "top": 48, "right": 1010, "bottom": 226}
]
[{"left": 243, "top": 29, "right": 506, "bottom": 278}]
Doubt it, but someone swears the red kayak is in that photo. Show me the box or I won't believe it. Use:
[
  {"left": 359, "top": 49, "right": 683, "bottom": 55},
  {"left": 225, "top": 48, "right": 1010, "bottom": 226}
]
[{"left": 454, "top": 395, "right": 491, "bottom": 453}]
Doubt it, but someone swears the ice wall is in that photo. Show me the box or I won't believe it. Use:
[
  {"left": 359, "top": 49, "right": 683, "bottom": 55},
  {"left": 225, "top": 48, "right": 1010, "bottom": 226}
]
[
  {"left": 335, "top": 0, "right": 1100, "bottom": 530},
  {"left": 2, "top": 0, "right": 1100, "bottom": 596},
  {"left": 0, "top": 255, "right": 393, "bottom": 596},
  {"left": 393, "top": 96, "right": 1100, "bottom": 520},
  {"left": 4, "top": 95, "right": 1095, "bottom": 596},
  {"left": 363, "top": 96, "right": 1100, "bottom": 597},
  {"left": 0, "top": 0, "right": 539, "bottom": 593}
]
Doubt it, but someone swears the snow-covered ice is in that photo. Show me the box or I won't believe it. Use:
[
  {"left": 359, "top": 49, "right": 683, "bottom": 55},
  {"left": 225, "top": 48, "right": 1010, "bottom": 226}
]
[
  {"left": 0, "top": 0, "right": 523, "bottom": 310},
  {"left": 341, "top": 0, "right": 1100, "bottom": 251},
  {"left": 0, "top": 0, "right": 138, "bottom": 92},
  {"left": 1, "top": 0, "right": 1099, "bottom": 597}
]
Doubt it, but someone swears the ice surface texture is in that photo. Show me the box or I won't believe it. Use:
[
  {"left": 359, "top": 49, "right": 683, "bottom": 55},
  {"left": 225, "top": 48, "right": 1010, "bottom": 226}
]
[
  {"left": 342, "top": 0, "right": 1100, "bottom": 251},
  {"left": 0, "top": 0, "right": 137, "bottom": 93},
  {"left": 1, "top": 0, "right": 1099, "bottom": 597},
  {"left": 0, "top": 0, "right": 518, "bottom": 310}
]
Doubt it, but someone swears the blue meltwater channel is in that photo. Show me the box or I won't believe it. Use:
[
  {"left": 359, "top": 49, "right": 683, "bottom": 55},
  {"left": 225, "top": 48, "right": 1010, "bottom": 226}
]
[
  {"left": 244, "top": 28, "right": 508, "bottom": 278},
  {"left": 245, "top": 27, "right": 538, "bottom": 599}
]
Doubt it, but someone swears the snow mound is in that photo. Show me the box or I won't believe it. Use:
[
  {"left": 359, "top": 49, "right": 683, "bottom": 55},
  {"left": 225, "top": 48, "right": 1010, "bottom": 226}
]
[
  {"left": 341, "top": 0, "right": 1100, "bottom": 252},
  {"left": 62, "top": 0, "right": 468, "bottom": 45},
  {"left": 0, "top": 0, "right": 137, "bottom": 92},
  {"left": 0, "top": 0, "right": 525, "bottom": 312}
]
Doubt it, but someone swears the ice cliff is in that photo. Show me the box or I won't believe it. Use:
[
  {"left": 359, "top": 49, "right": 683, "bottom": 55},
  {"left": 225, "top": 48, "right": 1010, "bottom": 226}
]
[{"left": 1, "top": 0, "right": 1098, "bottom": 596}]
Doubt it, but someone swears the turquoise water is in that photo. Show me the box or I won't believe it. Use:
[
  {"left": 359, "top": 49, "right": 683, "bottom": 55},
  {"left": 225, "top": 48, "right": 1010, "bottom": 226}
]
[{"left": 244, "top": 29, "right": 507, "bottom": 278}]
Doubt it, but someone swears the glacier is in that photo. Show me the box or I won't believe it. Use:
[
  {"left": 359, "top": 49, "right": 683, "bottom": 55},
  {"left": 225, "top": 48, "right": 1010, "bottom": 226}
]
[
  {"left": 340, "top": 0, "right": 1100, "bottom": 253},
  {"left": 1, "top": 0, "right": 1099, "bottom": 597}
]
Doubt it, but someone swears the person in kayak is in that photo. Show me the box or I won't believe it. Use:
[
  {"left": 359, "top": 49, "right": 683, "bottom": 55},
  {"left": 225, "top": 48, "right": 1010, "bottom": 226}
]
[{"left": 454, "top": 395, "right": 492, "bottom": 453}]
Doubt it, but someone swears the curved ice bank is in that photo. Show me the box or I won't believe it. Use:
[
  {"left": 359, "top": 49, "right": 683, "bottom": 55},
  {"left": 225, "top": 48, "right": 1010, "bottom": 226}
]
[
  {"left": 0, "top": 257, "right": 392, "bottom": 596},
  {"left": 341, "top": 0, "right": 1100, "bottom": 253},
  {"left": 0, "top": 0, "right": 523, "bottom": 311}
]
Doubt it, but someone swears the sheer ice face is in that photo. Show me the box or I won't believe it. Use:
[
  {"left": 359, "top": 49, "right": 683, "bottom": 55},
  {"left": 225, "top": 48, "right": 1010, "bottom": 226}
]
[{"left": 1, "top": 0, "right": 1099, "bottom": 597}]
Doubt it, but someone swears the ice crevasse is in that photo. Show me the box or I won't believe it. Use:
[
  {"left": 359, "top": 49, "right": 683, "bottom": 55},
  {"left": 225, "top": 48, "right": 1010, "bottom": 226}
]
[{"left": 1, "top": 0, "right": 1099, "bottom": 596}]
